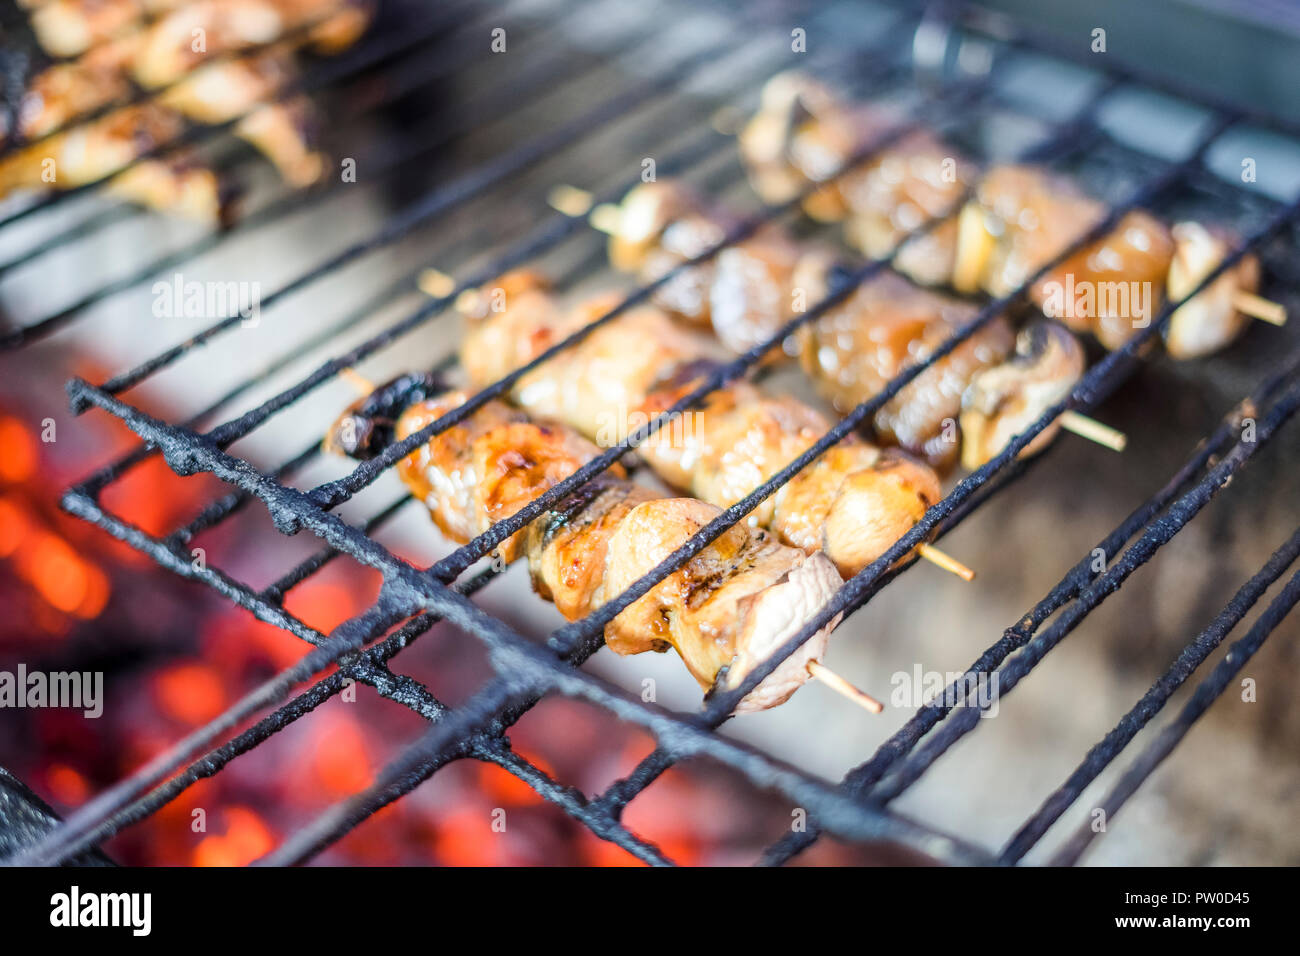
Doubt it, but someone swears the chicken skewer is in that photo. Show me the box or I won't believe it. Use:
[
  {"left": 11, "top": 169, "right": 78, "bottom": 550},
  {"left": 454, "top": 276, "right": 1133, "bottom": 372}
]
[
  {"left": 17, "top": 0, "right": 368, "bottom": 66},
  {"left": 452, "top": 270, "right": 973, "bottom": 582},
  {"left": 575, "top": 179, "right": 1123, "bottom": 470},
  {"left": 734, "top": 71, "right": 1285, "bottom": 351},
  {"left": 4, "top": 0, "right": 365, "bottom": 141},
  {"left": 790, "top": 260, "right": 1127, "bottom": 466},
  {"left": 0, "top": 0, "right": 368, "bottom": 217},
  {"left": 324, "top": 370, "right": 876, "bottom": 715}
]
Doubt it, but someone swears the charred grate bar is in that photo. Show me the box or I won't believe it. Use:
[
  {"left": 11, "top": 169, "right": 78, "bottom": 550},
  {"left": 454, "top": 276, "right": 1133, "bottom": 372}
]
[{"left": 2, "top": 0, "right": 1298, "bottom": 865}]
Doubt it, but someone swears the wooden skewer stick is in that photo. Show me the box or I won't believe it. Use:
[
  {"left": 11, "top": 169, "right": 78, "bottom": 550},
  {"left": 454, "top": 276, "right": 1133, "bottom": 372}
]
[
  {"left": 339, "top": 367, "right": 374, "bottom": 395},
  {"left": 547, "top": 184, "right": 595, "bottom": 218},
  {"left": 917, "top": 543, "right": 976, "bottom": 582},
  {"left": 418, "top": 268, "right": 457, "bottom": 299},
  {"left": 807, "top": 660, "right": 884, "bottom": 714},
  {"left": 1059, "top": 410, "right": 1127, "bottom": 453},
  {"left": 588, "top": 202, "right": 622, "bottom": 235},
  {"left": 1233, "top": 291, "right": 1287, "bottom": 326}
]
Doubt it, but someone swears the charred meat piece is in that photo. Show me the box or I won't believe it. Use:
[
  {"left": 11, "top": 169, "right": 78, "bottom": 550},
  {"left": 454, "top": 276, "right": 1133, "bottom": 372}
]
[
  {"left": 794, "top": 269, "right": 1014, "bottom": 471},
  {"left": 323, "top": 384, "right": 843, "bottom": 713}
]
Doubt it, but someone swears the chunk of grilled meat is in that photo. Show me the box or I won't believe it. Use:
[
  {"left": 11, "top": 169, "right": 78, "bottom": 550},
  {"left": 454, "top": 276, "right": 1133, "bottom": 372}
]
[
  {"left": 132, "top": 0, "right": 373, "bottom": 88},
  {"left": 0, "top": 101, "right": 236, "bottom": 221},
  {"left": 737, "top": 70, "right": 976, "bottom": 283},
  {"left": 959, "top": 320, "right": 1085, "bottom": 469},
  {"left": 606, "top": 180, "right": 807, "bottom": 352},
  {"left": 323, "top": 381, "right": 843, "bottom": 713},
  {"left": 793, "top": 266, "right": 1014, "bottom": 471},
  {"left": 0, "top": 30, "right": 138, "bottom": 146},
  {"left": 955, "top": 166, "right": 1175, "bottom": 351},
  {"left": 1164, "top": 221, "right": 1262, "bottom": 359},
  {"left": 457, "top": 272, "right": 945, "bottom": 578},
  {"left": 736, "top": 75, "right": 1273, "bottom": 360},
  {"left": 23, "top": 0, "right": 151, "bottom": 58}
]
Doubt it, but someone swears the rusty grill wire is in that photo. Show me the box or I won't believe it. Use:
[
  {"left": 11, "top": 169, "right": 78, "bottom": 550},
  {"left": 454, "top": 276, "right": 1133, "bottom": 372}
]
[{"left": 1, "top": 0, "right": 1299, "bottom": 866}]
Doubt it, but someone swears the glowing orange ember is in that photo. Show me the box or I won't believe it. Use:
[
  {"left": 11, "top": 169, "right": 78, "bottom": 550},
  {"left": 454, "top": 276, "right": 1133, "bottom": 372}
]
[
  {"left": 45, "top": 764, "right": 89, "bottom": 807},
  {"left": 193, "top": 807, "right": 275, "bottom": 867},
  {"left": 0, "top": 495, "right": 30, "bottom": 558},
  {"left": 0, "top": 416, "right": 37, "bottom": 484},
  {"left": 154, "top": 664, "right": 228, "bottom": 725},
  {"left": 311, "top": 713, "right": 371, "bottom": 795},
  {"left": 19, "top": 532, "right": 88, "bottom": 613}
]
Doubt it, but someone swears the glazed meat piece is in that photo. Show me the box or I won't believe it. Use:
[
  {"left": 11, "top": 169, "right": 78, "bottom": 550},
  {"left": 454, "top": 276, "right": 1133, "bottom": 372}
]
[
  {"left": 323, "top": 380, "right": 843, "bottom": 713},
  {"left": 734, "top": 78, "right": 1285, "bottom": 360},
  {"left": 457, "top": 272, "right": 946, "bottom": 578},
  {"left": 794, "top": 269, "right": 1014, "bottom": 471},
  {"left": 959, "top": 320, "right": 1085, "bottom": 469},
  {"left": 1033, "top": 209, "right": 1174, "bottom": 351},
  {"left": 1, "top": 101, "right": 191, "bottom": 186},
  {"left": 231, "top": 94, "right": 325, "bottom": 186},
  {"left": 837, "top": 132, "right": 978, "bottom": 282},
  {"left": 738, "top": 71, "right": 894, "bottom": 218},
  {"left": 104, "top": 153, "right": 233, "bottom": 223},
  {"left": 951, "top": 166, "right": 1175, "bottom": 350},
  {"left": 159, "top": 49, "right": 327, "bottom": 186}
]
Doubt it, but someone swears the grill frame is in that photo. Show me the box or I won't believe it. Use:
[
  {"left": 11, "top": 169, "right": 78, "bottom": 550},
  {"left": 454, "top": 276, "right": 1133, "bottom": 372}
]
[{"left": 2, "top": 0, "right": 1298, "bottom": 866}]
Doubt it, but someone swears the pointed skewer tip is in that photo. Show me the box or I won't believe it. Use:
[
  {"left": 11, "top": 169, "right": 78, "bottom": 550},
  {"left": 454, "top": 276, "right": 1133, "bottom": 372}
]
[
  {"left": 917, "top": 542, "right": 976, "bottom": 582},
  {"left": 339, "top": 367, "right": 374, "bottom": 396},
  {"left": 1059, "top": 410, "right": 1127, "bottom": 452},
  {"left": 807, "top": 660, "right": 884, "bottom": 714},
  {"left": 1232, "top": 290, "right": 1287, "bottom": 327}
]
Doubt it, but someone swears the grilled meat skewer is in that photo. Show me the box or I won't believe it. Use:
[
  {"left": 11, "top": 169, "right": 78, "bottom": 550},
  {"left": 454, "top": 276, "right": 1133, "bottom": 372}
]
[
  {"left": 456, "top": 272, "right": 954, "bottom": 581},
  {"left": 737, "top": 71, "right": 975, "bottom": 286},
  {"left": 19, "top": 0, "right": 368, "bottom": 66},
  {"left": 791, "top": 259, "right": 1016, "bottom": 471},
  {"left": 602, "top": 181, "right": 1017, "bottom": 471},
  {"left": 735, "top": 71, "right": 1279, "bottom": 355},
  {"left": 0, "top": 0, "right": 363, "bottom": 216},
  {"left": 0, "top": 101, "right": 237, "bottom": 221},
  {"left": 130, "top": 0, "right": 374, "bottom": 88},
  {"left": 323, "top": 375, "right": 845, "bottom": 714}
]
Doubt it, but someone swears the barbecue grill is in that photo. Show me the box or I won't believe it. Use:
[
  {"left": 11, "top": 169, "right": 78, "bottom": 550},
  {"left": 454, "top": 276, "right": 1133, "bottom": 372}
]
[{"left": 1, "top": 0, "right": 1299, "bottom": 867}]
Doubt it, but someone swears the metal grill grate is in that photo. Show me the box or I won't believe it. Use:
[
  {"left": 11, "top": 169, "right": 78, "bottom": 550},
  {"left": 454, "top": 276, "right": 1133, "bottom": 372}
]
[{"left": 3, "top": 0, "right": 1300, "bottom": 866}]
